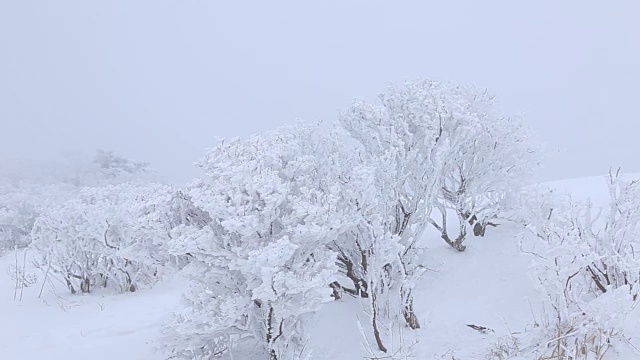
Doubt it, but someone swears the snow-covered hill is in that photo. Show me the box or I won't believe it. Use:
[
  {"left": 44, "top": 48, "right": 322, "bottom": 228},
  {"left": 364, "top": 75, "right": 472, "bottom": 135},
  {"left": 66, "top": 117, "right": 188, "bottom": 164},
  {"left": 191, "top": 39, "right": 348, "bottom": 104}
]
[{"left": 1, "top": 174, "right": 638, "bottom": 360}]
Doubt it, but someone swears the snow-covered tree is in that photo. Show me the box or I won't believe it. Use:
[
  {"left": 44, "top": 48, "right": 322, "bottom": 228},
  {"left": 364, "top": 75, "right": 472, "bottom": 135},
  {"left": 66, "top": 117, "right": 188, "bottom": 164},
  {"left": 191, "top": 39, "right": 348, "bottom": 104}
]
[
  {"left": 31, "top": 183, "right": 194, "bottom": 294},
  {"left": 163, "top": 125, "right": 352, "bottom": 360},
  {"left": 341, "top": 78, "right": 536, "bottom": 254},
  {"left": 510, "top": 170, "right": 640, "bottom": 359},
  {"left": 60, "top": 150, "right": 160, "bottom": 187},
  {"left": 326, "top": 156, "right": 405, "bottom": 352},
  {"left": 339, "top": 79, "right": 460, "bottom": 334},
  {"left": 335, "top": 79, "right": 538, "bottom": 352},
  {"left": 430, "top": 89, "right": 536, "bottom": 249}
]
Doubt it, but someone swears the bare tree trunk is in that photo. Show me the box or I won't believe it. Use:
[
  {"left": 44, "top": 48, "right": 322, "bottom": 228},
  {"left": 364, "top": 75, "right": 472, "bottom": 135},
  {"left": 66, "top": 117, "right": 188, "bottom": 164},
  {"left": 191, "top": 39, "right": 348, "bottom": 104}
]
[
  {"left": 65, "top": 277, "right": 76, "bottom": 295},
  {"left": 462, "top": 211, "right": 498, "bottom": 237},
  {"left": 266, "top": 305, "right": 277, "bottom": 360},
  {"left": 371, "top": 292, "right": 387, "bottom": 353},
  {"left": 429, "top": 205, "right": 467, "bottom": 252},
  {"left": 472, "top": 221, "right": 486, "bottom": 237},
  {"left": 336, "top": 255, "right": 369, "bottom": 298},
  {"left": 330, "top": 281, "right": 342, "bottom": 300},
  {"left": 401, "top": 287, "right": 420, "bottom": 329},
  {"left": 80, "top": 276, "right": 91, "bottom": 293},
  {"left": 265, "top": 303, "right": 284, "bottom": 360}
]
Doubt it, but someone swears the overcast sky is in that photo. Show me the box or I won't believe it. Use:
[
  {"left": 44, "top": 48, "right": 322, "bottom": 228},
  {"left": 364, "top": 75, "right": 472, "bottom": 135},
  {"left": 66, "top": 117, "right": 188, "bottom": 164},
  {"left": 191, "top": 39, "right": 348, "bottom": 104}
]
[{"left": 1, "top": 1, "right": 638, "bottom": 184}]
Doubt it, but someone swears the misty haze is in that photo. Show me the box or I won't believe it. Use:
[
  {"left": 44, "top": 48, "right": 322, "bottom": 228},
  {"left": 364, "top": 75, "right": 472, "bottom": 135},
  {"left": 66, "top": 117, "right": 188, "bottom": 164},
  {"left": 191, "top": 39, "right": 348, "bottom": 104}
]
[{"left": 1, "top": 2, "right": 639, "bottom": 360}]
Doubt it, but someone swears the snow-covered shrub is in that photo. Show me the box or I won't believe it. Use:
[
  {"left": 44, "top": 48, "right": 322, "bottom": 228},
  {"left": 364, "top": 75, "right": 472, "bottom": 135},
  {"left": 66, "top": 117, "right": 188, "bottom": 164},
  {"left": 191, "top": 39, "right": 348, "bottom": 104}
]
[
  {"left": 0, "top": 183, "right": 76, "bottom": 252},
  {"left": 0, "top": 150, "right": 160, "bottom": 251},
  {"left": 31, "top": 183, "right": 194, "bottom": 294},
  {"left": 6, "top": 249, "right": 38, "bottom": 301},
  {"left": 504, "top": 171, "right": 640, "bottom": 359},
  {"left": 0, "top": 192, "right": 37, "bottom": 251},
  {"left": 123, "top": 187, "right": 209, "bottom": 274},
  {"left": 163, "top": 125, "right": 353, "bottom": 360}
]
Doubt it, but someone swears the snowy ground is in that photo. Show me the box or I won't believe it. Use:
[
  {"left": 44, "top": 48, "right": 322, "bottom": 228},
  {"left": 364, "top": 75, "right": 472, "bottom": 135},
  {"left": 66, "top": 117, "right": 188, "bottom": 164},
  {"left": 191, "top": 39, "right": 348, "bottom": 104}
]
[
  {"left": 0, "top": 257, "right": 182, "bottom": 359},
  {"left": 1, "top": 175, "right": 638, "bottom": 360}
]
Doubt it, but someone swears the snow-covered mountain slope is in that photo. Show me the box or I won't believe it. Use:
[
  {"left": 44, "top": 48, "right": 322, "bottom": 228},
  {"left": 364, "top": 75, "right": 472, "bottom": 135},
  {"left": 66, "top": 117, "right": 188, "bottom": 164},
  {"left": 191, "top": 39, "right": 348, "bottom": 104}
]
[
  {"left": 1, "top": 174, "right": 638, "bottom": 360},
  {"left": 545, "top": 172, "right": 640, "bottom": 204}
]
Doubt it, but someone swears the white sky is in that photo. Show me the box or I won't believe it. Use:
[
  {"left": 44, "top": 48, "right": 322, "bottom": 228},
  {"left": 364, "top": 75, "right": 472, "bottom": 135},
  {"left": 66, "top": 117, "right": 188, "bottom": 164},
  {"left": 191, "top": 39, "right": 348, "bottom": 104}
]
[{"left": 1, "top": 1, "right": 639, "bottom": 184}]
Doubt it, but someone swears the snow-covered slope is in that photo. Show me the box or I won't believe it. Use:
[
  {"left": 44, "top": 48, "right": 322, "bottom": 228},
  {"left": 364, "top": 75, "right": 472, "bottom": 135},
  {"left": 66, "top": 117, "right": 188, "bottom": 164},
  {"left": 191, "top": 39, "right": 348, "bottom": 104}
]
[
  {"left": 0, "top": 174, "right": 637, "bottom": 360},
  {"left": 545, "top": 172, "right": 640, "bottom": 204},
  {"left": 0, "top": 258, "right": 182, "bottom": 360}
]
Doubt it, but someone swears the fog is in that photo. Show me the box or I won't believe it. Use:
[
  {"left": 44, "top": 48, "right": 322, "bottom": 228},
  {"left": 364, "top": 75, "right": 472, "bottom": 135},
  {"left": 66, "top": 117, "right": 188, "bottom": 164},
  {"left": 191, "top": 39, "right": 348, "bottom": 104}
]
[{"left": 1, "top": 1, "right": 638, "bottom": 184}]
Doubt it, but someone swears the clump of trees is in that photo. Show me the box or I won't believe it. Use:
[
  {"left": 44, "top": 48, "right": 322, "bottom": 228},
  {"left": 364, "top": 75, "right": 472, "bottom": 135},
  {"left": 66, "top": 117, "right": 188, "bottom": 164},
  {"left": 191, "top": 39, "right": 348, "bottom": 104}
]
[
  {"left": 1, "top": 151, "right": 197, "bottom": 294},
  {"left": 162, "top": 79, "right": 536, "bottom": 359},
  {"left": 1, "top": 79, "right": 538, "bottom": 359},
  {"left": 31, "top": 183, "right": 201, "bottom": 294}
]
